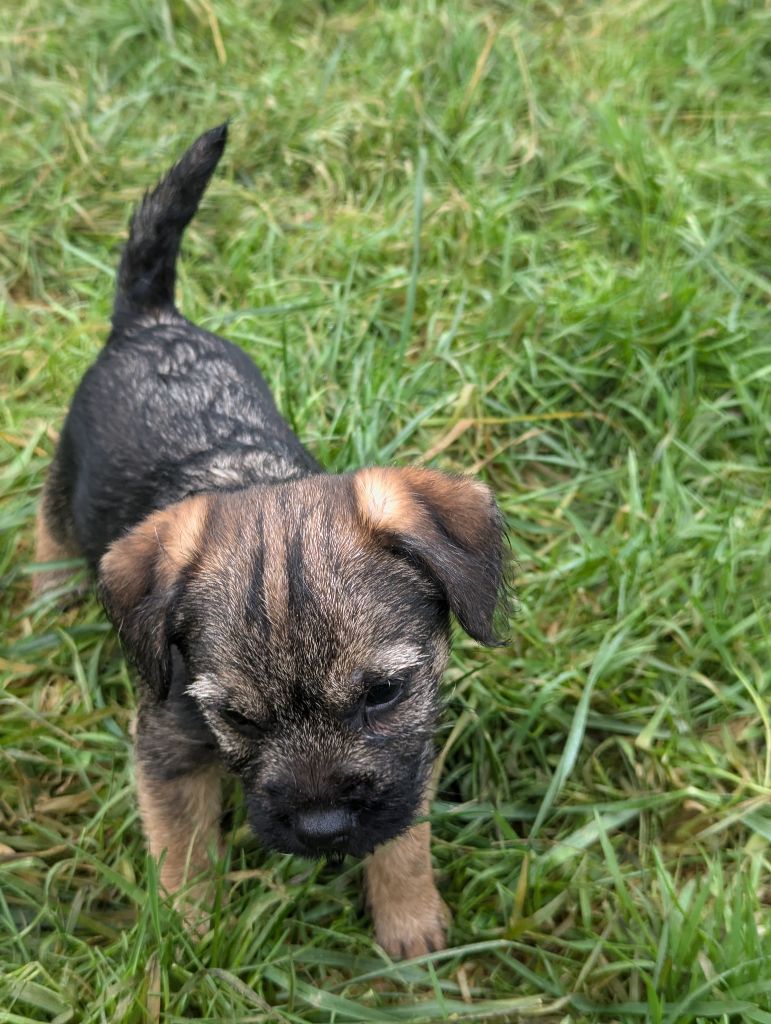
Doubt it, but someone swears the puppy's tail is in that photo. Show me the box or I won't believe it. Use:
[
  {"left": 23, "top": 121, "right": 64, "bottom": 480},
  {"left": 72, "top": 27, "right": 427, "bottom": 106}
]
[{"left": 113, "top": 122, "right": 228, "bottom": 321}]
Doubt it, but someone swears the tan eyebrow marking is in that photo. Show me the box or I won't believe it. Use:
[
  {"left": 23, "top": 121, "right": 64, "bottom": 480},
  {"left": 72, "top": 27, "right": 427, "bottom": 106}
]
[
  {"left": 369, "top": 644, "right": 425, "bottom": 675},
  {"left": 186, "top": 674, "right": 221, "bottom": 706}
]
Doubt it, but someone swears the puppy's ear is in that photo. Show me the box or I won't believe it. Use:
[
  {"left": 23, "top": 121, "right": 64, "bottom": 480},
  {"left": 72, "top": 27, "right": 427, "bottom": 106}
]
[
  {"left": 98, "top": 494, "right": 212, "bottom": 700},
  {"left": 354, "top": 467, "right": 508, "bottom": 645}
]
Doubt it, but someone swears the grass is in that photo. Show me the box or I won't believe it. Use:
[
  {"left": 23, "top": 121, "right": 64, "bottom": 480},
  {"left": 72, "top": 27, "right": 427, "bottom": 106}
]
[{"left": 1, "top": 0, "right": 769, "bottom": 1020}]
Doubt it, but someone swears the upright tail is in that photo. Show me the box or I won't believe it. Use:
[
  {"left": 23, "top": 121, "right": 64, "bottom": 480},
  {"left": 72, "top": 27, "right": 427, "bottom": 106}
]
[{"left": 113, "top": 122, "right": 228, "bottom": 321}]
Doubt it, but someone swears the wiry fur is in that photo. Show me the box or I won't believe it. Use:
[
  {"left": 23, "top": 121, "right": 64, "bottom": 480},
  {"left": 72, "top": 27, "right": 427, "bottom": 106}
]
[{"left": 35, "top": 125, "right": 508, "bottom": 956}]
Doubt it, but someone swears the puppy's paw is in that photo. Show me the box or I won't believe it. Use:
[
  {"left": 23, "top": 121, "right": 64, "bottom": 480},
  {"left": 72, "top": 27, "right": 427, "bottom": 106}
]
[
  {"left": 374, "top": 885, "right": 449, "bottom": 959},
  {"left": 173, "top": 880, "right": 216, "bottom": 938},
  {"left": 31, "top": 567, "right": 89, "bottom": 606}
]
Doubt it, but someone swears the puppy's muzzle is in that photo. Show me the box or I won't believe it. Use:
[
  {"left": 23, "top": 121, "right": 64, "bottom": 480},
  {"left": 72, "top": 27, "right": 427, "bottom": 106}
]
[{"left": 248, "top": 770, "right": 389, "bottom": 859}]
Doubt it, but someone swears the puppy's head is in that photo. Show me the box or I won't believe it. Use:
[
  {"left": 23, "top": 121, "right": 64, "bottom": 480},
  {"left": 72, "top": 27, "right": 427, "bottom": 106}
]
[{"left": 100, "top": 469, "right": 507, "bottom": 859}]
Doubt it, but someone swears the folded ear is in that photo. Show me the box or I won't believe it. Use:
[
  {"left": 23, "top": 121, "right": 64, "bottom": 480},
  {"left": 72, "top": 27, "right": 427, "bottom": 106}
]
[
  {"left": 354, "top": 467, "right": 508, "bottom": 645},
  {"left": 98, "top": 494, "right": 212, "bottom": 700}
]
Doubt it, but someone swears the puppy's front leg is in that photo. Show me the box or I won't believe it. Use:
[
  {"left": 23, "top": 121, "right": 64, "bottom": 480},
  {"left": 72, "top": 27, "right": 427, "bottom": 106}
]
[
  {"left": 133, "top": 703, "right": 223, "bottom": 932},
  {"left": 135, "top": 759, "right": 222, "bottom": 896},
  {"left": 366, "top": 805, "right": 447, "bottom": 958}
]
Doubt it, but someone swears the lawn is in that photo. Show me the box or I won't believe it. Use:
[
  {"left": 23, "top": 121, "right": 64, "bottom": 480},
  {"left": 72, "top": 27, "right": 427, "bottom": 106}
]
[{"left": 1, "top": 1, "right": 769, "bottom": 1021}]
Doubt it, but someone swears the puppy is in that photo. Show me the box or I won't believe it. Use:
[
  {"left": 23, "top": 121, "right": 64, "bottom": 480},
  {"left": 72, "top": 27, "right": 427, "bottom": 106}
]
[{"left": 35, "top": 124, "right": 507, "bottom": 958}]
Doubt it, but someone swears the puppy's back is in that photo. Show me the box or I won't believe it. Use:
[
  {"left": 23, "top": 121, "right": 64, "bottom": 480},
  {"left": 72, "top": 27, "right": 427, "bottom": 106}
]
[{"left": 38, "top": 125, "right": 319, "bottom": 571}]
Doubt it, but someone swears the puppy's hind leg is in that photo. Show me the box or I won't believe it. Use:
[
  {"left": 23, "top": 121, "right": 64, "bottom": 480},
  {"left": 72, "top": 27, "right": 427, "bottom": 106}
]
[
  {"left": 366, "top": 802, "right": 448, "bottom": 959},
  {"left": 33, "top": 458, "right": 85, "bottom": 600}
]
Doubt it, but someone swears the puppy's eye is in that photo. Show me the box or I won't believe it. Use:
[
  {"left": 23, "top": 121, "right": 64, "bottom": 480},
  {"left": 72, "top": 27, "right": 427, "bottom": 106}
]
[
  {"left": 218, "top": 707, "right": 263, "bottom": 739},
  {"left": 365, "top": 677, "right": 404, "bottom": 711}
]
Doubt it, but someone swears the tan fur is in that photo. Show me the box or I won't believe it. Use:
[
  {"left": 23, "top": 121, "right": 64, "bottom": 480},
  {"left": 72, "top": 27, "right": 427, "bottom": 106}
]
[
  {"left": 355, "top": 468, "right": 425, "bottom": 534},
  {"left": 33, "top": 502, "right": 79, "bottom": 596},
  {"left": 135, "top": 760, "right": 222, "bottom": 897},
  {"left": 355, "top": 466, "right": 493, "bottom": 546},
  {"left": 152, "top": 493, "right": 212, "bottom": 588},
  {"left": 366, "top": 799, "right": 448, "bottom": 958},
  {"left": 100, "top": 492, "right": 211, "bottom": 605}
]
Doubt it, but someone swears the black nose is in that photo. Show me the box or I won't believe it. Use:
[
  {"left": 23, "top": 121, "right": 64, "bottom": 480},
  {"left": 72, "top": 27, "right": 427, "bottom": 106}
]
[{"left": 295, "top": 807, "right": 355, "bottom": 850}]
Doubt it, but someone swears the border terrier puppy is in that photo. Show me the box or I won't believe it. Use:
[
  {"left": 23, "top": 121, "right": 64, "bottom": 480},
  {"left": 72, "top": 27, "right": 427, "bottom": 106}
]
[{"left": 35, "top": 124, "right": 507, "bottom": 958}]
